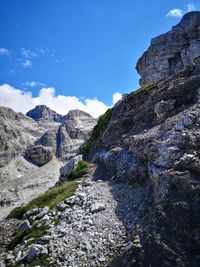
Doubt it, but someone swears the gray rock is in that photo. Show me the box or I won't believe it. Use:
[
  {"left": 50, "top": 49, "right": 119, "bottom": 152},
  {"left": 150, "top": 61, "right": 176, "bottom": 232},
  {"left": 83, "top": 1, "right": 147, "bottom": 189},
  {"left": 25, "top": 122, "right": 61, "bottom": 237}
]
[
  {"left": 27, "top": 244, "right": 48, "bottom": 262},
  {"left": 0, "top": 260, "right": 6, "bottom": 267},
  {"left": 17, "top": 219, "right": 31, "bottom": 233},
  {"left": 90, "top": 203, "right": 106, "bottom": 213},
  {"left": 136, "top": 12, "right": 200, "bottom": 85},
  {"left": 57, "top": 202, "right": 69, "bottom": 211},
  {"left": 23, "top": 208, "right": 41, "bottom": 220},
  {"left": 34, "top": 206, "right": 49, "bottom": 220},
  {"left": 155, "top": 100, "right": 176, "bottom": 120},
  {"left": 37, "top": 235, "right": 51, "bottom": 245},
  {"left": 25, "top": 145, "right": 53, "bottom": 167},
  {"left": 59, "top": 155, "right": 83, "bottom": 180}
]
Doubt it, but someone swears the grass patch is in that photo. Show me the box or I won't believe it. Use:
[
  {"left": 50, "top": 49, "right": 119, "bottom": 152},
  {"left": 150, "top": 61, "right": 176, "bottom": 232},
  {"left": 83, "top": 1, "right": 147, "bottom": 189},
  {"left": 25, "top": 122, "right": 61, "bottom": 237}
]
[
  {"left": 7, "top": 224, "right": 48, "bottom": 250},
  {"left": 12, "top": 254, "right": 52, "bottom": 267},
  {"left": 27, "top": 254, "right": 52, "bottom": 267},
  {"left": 69, "top": 160, "right": 89, "bottom": 180},
  {"left": 8, "top": 181, "right": 78, "bottom": 219},
  {"left": 81, "top": 108, "right": 112, "bottom": 155},
  {"left": 129, "top": 83, "right": 157, "bottom": 98}
]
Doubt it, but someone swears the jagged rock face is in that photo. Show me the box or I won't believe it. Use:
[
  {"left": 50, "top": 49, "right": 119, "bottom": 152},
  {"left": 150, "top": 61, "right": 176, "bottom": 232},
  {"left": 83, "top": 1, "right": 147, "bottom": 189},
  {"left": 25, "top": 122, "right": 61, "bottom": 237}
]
[
  {"left": 25, "top": 146, "right": 53, "bottom": 167},
  {"left": 88, "top": 15, "right": 200, "bottom": 266},
  {"left": 0, "top": 107, "right": 52, "bottom": 167},
  {"left": 56, "top": 110, "right": 96, "bottom": 159},
  {"left": 26, "top": 105, "right": 63, "bottom": 122},
  {"left": 0, "top": 106, "right": 96, "bottom": 167},
  {"left": 136, "top": 11, "right": 200, "bottom": 85}
]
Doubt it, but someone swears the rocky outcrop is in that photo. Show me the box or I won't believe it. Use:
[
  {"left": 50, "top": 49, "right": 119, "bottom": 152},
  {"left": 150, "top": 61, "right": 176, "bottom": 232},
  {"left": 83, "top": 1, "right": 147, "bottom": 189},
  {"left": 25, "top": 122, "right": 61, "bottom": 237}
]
[
  {"left": 26, "top": 105, "right": 63, "bottom": 122},
  {"left": 0, "top": 106, "right": 55, "bottom": 167},
  {"left": 56, "top": 110, "right": 96, "bottom": 159},
  {"left": 136, "top": 11, "right": 200, "bottom": 85},
  {"left": 59, "top": 155, "right": 83, "bottom": 181},
  {"left": 25, "top": 145, "right": 53, "bottom": 166},
  {"left": 86, "top": 13, "right": 200, "bottom": 267},
  {"left": 0, "top": 106, "right": 96, "bottom": 218}
]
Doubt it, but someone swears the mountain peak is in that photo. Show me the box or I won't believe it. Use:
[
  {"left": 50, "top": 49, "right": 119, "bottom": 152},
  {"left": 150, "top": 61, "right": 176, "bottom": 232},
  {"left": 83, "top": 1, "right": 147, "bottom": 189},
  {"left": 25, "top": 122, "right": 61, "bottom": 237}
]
[{"left": 26, "top": 105, "right": 62, "bottom": 122}]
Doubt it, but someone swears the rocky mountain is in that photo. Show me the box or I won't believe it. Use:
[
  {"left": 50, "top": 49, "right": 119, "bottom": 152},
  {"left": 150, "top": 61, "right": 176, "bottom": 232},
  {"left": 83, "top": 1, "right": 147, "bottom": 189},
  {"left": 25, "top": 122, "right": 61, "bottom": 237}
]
[
  {"left": 0, "top": 11, "right": 200, "bottom": 267},
  {"left": 85, "top": 12, "right": 200, "bottom": 266},
  {"left": 26, "top": 105, "right": 63, "bottom": 122},
  {"left": 0, "top": 106, "right": 96, "bottom": 218},
  {"left": 136, "top": 11, "right": 200, "bottom": 85}
]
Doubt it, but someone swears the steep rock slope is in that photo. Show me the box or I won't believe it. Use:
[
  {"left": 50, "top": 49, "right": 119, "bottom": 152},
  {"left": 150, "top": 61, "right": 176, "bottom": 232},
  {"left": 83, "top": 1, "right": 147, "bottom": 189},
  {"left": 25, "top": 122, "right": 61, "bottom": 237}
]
[
  {"left": 0, "top": 106, "right": 96, "bottom": 219},
  {"left": 86, "top": 12, "right": 200, "bottom": 266},
  {"left": 26, "top": 105, "right": 63, "bottom": 122},
  {"left": 0, "top": 106, "right": 58, "bottom": 167},
  {"left": 136, "top": 11, "right": 200, "bottom": 85}
]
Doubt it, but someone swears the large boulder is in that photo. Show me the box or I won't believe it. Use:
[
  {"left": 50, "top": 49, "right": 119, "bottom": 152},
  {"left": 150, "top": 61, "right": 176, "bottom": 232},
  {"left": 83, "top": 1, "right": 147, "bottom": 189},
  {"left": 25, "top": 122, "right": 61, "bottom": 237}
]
[
  {"left": 25, "top": 145, "right": 53, "bottom": 166},
  {"left": 59, "top": 155, "right": 83, "bottom": 181}
]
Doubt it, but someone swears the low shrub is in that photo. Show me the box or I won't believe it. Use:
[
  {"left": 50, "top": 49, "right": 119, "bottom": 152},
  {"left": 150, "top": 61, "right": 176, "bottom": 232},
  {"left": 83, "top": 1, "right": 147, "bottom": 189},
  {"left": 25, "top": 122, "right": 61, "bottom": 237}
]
[
  {"left": 7, "top": 224, "right": 48, "bottom": 250},
  {"left": 81, "top": 108, "right": 112, "bottom": 155},
  {"left": 8, "top": 181, "right": 78, "bottom": 219},
  {"left": 69, "top": 160, "right": 89, "bottom": 180}
]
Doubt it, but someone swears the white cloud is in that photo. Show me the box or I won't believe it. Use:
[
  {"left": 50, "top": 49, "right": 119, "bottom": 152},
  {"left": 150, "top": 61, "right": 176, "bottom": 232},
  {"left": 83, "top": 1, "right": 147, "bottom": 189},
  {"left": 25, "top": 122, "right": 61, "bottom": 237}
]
[
  {"left": 186, "top": 3, "right": 195, "bottom": 12},
  {"left": 166, "top": 3, "right": 196, "bottom": 18},
  {"left": 0, "top": 84, "right": 119, "bottom": 118},
  {"left": 112, "top": 92, "right": 122, "bottom": 104},
  {"left": 0, "top": 48, "right": 10, "bottom": 56},
  {"left": 22, "top": 81, "right": 46, "bottom": 88},
  {"left": 21, "top": 48, "right": 38, "bottom": 59},
  {"left": 22, "top": 60, "right": 32, "bottom": 68},
  {"left": 166, "top": 8, "right": 183, "bottom": 18}
]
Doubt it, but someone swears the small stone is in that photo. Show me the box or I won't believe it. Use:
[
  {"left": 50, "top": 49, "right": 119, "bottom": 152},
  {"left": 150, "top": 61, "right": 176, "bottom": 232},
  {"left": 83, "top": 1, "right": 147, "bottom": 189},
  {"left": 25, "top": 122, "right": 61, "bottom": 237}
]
[
  {"left": 17, "top": 219, "right": 31, "bottom": 233},
  {"left": 15, "top": 251, "right": 22, "bottom": 262},
  {"left": 0, "top": 260, "right": 6, "bottom": 267},
  {"left": 41, "top": 214, "right": 50, "bottom": 223},
  {"left": 38, "top": 235, "right": 51, "bottom": 245},
  {"left": 57, "top": 202, "right": 68, "bottom": 212},
  {"left": 34, "top": 206, "right": 49, "bottom": 220},
  {"left": 23, "top": 208, "right": 40, "bottom": 220},
  {"left": 27, "top": 244, "right": 48, "bottom": 262},
  {"left": 90, "top": 203, "right": 106, "bottom": 213}
]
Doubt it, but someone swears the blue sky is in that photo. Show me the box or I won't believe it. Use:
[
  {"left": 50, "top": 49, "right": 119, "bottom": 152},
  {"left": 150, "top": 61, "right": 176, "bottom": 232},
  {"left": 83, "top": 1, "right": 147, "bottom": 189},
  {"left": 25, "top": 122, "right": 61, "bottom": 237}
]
[{"left": 0, "top": 0, "right": 199, "bottom": 117}]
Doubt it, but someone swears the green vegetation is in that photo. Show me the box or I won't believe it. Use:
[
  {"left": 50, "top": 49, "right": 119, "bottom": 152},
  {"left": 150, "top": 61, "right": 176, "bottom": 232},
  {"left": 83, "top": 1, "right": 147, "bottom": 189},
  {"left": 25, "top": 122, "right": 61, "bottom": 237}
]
[
  {"left": 52, "top": 216, "right": 60, "bottom": 225},
  {"left": 7, "top": 223, "right": 48, "bottom": 250},
  {"left": 11, "top": 254, "right": 52, "bottom": 267},
  {"left": 69, "top": 160, "right": 89, "bottom": 180},
  {"left": 81, "top": 108, "right": 112, "bottom": 155},
  {"left": 8, "top": 181, "right": 78, "bottom": 219},
  {"left": 129, "top": 82, "right": 157, "bottom": 97},
  {"left": 25, "top": 254, "right": 52, "bottom": 267}
]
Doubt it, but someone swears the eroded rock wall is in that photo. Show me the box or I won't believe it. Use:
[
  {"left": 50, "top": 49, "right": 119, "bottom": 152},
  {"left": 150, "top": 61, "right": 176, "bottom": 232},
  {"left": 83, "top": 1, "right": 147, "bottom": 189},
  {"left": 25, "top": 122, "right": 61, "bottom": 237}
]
[{"left": 136, "top": 11, "right": 200, "bottom": 85}]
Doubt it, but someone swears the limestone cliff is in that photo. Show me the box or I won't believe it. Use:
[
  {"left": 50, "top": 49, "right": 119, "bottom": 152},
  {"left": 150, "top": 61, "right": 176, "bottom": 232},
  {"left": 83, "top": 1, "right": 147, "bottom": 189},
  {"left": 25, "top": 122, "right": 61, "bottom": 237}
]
[
  {"left": 86, "top": 12, "right": 200, "bottom": 267},
  {"left": 136, "top": 11, "right": 200, "bottom": 85}
]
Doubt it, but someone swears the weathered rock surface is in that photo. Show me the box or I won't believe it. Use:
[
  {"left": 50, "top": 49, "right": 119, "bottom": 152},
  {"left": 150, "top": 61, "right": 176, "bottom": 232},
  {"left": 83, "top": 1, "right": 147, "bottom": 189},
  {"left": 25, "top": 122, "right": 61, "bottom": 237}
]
[
  {"left": 136, "top": 11, "right": 200, "bottom": 85},
  {"left": 0, "top": 106, "right": 95, "bottom": 219},
  {"left": 86, "top": 13, "right": 200, "bottom": 267},
  {"left": 59, "top": 154, "right": 83, "bottom": 181},
  {"left": 0, "top": 166, "right": 146, "bottom": 267},
  {"left": 56, "top": 110, "right": 96, "bottom": 159},
  {"left": 25, "top": 145, "right": 53, "bottom": 166},
  {"left": 26, "top": 104, "right": 63, "bottom": 122}
]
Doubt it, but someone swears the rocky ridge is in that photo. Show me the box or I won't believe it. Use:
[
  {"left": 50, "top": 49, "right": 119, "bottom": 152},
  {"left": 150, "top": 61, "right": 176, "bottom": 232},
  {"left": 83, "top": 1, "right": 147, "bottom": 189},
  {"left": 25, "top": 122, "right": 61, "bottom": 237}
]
[
  {"left": 86, "top": 12, "right": 200, "bottom": 266},
  {"left": 0, "top": 11, "right": 200, "bottom": 267},
  {"left": 0, "top": 166, "right": 146, "bottom": 267},
  {"left": 0, "top": 106, "right": 96, "bottom": 219},
  {"left": 136, "top": 11, "right": 200, "bottom": 85}
]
